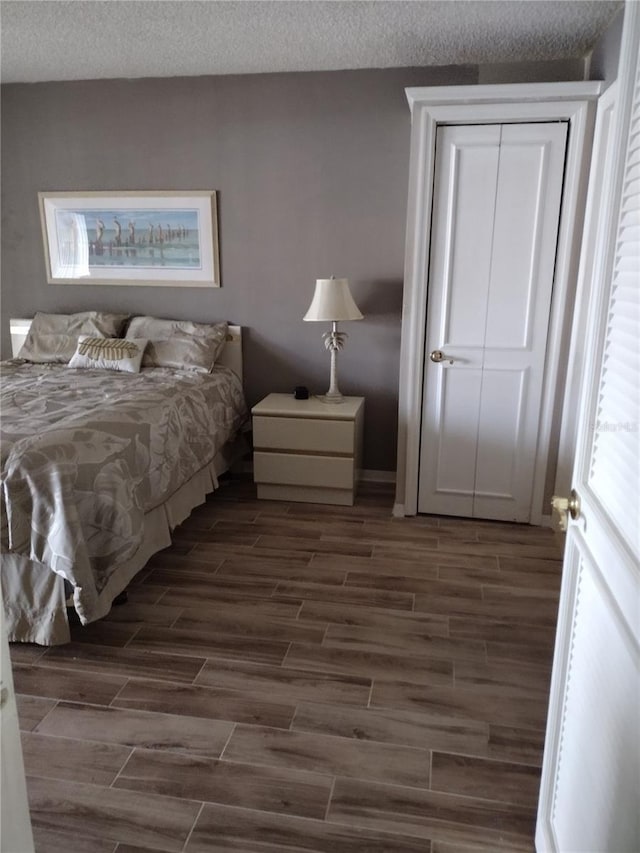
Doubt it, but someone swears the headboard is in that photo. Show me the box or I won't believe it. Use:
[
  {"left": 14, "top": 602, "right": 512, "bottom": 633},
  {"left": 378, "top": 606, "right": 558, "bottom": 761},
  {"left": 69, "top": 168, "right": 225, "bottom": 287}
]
[{"left": 9, "top": 318, "right": 243, "bottom": 380}]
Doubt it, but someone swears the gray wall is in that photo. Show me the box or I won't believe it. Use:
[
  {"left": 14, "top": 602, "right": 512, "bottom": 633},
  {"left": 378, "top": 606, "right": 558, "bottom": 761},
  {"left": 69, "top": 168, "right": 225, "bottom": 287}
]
[
  {"left": 589, "top": 6, "right": 624, "bottom": 87},
  {"left": 0, "top": 56, "right": 598, "bottom": 473},
  {"left": 1, "top": 66, "right": 476, "bottom": 472}
]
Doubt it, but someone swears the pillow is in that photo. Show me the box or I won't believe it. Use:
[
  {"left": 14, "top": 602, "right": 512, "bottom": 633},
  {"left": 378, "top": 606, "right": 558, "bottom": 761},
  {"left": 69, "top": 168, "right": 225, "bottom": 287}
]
[
  {"left": 67, "top": 336, "right": 148, "bottom": 373},
  {"left": 17, "top": 311, "right": 130, "bottom": 364},
  {"left": 125, "top": 316, "right": 228, "bottom": 373}
]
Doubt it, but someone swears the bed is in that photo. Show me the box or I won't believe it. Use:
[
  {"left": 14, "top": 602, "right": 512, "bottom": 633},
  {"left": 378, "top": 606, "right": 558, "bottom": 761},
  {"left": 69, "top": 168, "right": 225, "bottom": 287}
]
[{"left": 1, "top": 313, "right": 248, "bottom": 645}]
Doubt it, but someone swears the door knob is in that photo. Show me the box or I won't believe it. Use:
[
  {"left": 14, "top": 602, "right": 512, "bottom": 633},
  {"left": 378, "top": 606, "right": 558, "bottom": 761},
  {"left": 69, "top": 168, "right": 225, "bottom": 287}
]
[
  {"left": 551, "top": 489, "right": 581, "bottom": 532},
  {"left": 430, "top": 350, "right": 454, "bottom": 364}
]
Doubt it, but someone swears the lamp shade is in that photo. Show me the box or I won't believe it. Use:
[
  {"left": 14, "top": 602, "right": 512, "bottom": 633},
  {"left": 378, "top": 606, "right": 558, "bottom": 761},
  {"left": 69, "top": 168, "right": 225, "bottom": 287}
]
[{"left": 303, "top": 277, "right": 363, "bottom": 322}]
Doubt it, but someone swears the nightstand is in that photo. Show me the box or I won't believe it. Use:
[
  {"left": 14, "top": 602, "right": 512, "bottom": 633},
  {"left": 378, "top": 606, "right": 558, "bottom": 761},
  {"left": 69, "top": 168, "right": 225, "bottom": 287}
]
[{"left": 252, "top": 393, "right": 365, "bottom": 506}]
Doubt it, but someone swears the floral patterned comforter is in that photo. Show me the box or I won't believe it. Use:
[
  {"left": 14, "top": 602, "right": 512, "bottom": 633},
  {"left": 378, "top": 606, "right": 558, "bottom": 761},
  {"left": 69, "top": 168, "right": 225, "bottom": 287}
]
[{"left": 0, "top": 361, "right": 247, "bottom": 623}]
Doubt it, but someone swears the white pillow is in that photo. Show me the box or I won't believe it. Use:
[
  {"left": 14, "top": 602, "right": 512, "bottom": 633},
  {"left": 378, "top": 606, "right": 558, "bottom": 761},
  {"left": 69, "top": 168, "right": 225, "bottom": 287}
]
[{"left": 67, "top": 336, "right": 148, "bottom": 373}]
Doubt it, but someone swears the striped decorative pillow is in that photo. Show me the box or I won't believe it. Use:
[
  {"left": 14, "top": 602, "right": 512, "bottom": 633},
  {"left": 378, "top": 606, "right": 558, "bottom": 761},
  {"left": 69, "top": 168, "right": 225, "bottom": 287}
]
[{"left": 68, "top": 336, "right": 148, "bottom": 373}]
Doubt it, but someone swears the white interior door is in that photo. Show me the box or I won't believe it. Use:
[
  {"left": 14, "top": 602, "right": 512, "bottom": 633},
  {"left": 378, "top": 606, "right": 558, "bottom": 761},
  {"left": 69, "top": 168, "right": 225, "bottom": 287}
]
[
  {"left": 419, "top": 121, "right": 567, "bottom": 521},
  {"left": 1, "top": 601, "right": 35, "bottom": 853},
  {"left": 536, "top": 7, "right": 640, "bottom": 850}
]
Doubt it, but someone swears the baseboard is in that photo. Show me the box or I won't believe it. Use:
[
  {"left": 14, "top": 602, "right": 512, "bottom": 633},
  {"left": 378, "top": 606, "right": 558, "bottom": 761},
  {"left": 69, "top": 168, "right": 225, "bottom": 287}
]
[{"left": 392, "top": 502, "right": 406, "bottom": 517}]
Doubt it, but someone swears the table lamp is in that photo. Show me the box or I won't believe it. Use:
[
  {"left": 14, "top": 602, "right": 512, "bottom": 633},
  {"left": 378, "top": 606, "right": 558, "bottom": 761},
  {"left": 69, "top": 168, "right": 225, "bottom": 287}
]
[{"left": 303, "top": 276, "right": 363, "bottom": 403}]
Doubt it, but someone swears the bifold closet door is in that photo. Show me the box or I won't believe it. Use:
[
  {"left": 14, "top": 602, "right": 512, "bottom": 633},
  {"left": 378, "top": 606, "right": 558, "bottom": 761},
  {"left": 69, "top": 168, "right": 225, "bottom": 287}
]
[{"left": 418, "top": 121, "right": 568, "bottom": 521}]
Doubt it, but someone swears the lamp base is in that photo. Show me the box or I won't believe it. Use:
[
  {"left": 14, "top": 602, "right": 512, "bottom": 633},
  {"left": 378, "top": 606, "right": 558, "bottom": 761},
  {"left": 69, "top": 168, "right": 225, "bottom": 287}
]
[
  {"left": 320, "top": 323, "right": 346, "bottom": 403},
  {"left": 318, "top": 392, "right": 344, "bottom": 404}
]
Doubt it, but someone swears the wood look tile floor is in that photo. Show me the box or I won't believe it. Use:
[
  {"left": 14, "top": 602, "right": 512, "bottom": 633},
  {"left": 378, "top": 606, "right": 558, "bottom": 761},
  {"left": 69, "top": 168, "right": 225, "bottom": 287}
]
[{"left": 11, "top": 478, "right": 563, "bottom": 853}]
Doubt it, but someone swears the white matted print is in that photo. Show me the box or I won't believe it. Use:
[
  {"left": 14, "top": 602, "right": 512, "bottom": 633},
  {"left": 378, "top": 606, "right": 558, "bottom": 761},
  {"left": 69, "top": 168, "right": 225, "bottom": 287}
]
[{"left": 39, "top": 191, "right": 220, "bottom": 287}]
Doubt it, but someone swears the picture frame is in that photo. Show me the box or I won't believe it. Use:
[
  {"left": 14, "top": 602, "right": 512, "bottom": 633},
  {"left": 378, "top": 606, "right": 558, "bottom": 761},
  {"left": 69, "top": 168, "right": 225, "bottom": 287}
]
[{"left": 38, "top": 191, "right": 220, "bottom": 287}]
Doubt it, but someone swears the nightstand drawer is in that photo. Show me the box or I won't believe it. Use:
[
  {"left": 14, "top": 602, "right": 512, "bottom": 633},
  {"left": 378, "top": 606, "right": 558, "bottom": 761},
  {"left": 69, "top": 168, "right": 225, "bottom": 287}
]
[
  {"left": 253, "top": 416, "right": 354, "bottom": 455},
  {"left": 254, "top": 451, "right": 354, "bottom": 489}
]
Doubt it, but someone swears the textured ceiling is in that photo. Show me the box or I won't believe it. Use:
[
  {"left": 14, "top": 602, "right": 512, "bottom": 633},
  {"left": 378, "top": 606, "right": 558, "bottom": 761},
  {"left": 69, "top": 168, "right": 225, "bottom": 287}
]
[{"left": 1, "top": 0, "right": 622, "bottom": 84}]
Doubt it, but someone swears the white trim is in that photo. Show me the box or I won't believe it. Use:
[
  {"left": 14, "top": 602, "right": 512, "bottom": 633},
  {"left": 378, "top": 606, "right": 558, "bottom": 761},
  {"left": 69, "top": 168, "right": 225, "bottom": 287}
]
[
  {"left": 0, "top": 608, "right": 35, "bottom": 852},
  {"left": 528, "top": 96, "right": 598, "bottom": 525},
  {"left": 405, "top": 82, "right": 601, "bottom": 110},
  {"left": 554, "top": 81, "right": 619, "bottom": 503},
  {"left": 396, "top": 82, "right": 601, "bottom": 520}
]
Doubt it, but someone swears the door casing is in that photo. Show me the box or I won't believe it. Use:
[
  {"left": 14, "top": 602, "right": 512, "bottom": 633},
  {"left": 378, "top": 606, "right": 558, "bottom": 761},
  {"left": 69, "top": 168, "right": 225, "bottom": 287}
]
[{"left": 394, "top": 81, "right": 602, "bottom": 521}]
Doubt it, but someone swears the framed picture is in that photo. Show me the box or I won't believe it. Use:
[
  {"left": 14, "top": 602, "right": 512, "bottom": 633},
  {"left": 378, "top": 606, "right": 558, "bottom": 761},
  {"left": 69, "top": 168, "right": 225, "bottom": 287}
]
[{"left": 38, "top": 191, "right": 220, "bottom": 287}]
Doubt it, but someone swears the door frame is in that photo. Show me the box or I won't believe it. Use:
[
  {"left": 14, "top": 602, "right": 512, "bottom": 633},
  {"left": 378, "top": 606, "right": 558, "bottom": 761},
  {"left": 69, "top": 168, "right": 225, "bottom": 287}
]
[
  {"left": 552, "top": 80, "right": 618, "bottom": 503},
  {"left": 394, "top": 81, "right": 602, "bottom": 521}
]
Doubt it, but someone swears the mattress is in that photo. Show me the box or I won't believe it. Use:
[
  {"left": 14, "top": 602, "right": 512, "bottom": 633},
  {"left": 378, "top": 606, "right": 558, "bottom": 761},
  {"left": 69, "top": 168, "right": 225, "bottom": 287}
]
[{"left": 1, "top": 360, "right": 248, "bottom": 643}]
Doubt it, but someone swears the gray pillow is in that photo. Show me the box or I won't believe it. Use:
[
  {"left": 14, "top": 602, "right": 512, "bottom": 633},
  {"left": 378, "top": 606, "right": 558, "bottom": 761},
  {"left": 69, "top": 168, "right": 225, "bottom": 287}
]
[
  {"left": 125, "top": 316, "right": 228, "bottom": 373},
  {"left": 18, "top": 311, "right": 130, "bottom": 364}
]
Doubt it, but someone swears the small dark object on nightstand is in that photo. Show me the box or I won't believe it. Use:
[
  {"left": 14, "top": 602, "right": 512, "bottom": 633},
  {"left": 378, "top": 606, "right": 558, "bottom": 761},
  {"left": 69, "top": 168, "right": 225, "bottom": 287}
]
[{"left": 294, "top": 386, "right": 309, "bottom": 400}]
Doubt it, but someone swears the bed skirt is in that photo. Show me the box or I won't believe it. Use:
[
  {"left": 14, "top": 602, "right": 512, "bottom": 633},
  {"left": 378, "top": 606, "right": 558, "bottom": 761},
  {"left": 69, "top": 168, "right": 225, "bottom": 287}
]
[{"left": 2, "top": 439, "right": 245, "bottom": 645}]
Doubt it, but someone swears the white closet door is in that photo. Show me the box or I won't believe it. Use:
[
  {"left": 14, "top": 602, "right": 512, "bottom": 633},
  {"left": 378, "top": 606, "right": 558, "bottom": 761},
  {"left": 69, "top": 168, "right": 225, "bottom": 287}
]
[
  {"left": 418, "top": 121, "right": 567, "bottom": 521},
  {"left": 474, "top": 122, "right": 567, "bottom": 520},
  {"left": 419, "top": 124, "right": 501, "bottom": 517},
  {"left": 537, "top": 8, "right": 640, "bottom": 848}
]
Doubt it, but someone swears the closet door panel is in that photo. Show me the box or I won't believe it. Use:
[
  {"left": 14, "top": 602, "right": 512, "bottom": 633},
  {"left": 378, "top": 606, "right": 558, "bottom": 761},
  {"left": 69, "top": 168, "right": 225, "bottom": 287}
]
[
  {"left": 440, "top": 127, "right": 501, "bottom": 346},
  {"left": 426, "top": 366, "right": 482, "bottom": 515},
  {"left": 479, "top": 122, "right": 568, "bottom": 520},
  {"left": 485, "top": 124, "right": 567, "bottom": 349},
  {"left": 418, "top": 124, "right": 500, "bottom": 516},
  {"left": 473, "top": 367, "right": 528, "bottom": 518}
]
